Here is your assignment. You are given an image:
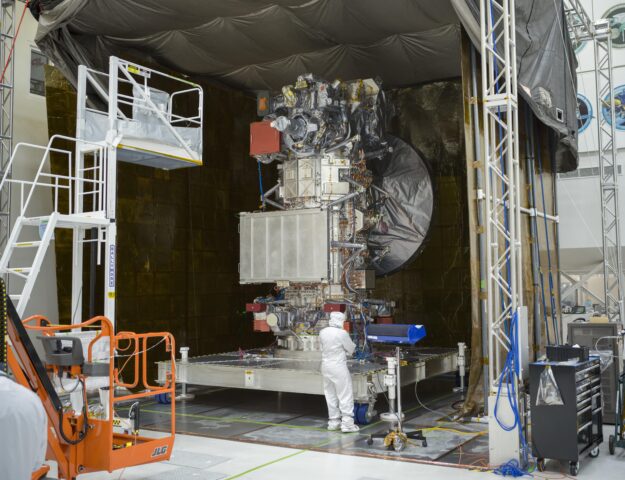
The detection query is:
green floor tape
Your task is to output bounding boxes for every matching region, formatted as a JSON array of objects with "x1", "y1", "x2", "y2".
[
  {"x1": 140, "y1": 408, "x2": 331, "y2": 432},
  {"x1": 221, "y1": 403, "x2": 433, "y2": 480},
  {"x1": 138, "y1": 390, "x2": 460, "y2": 479}
]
